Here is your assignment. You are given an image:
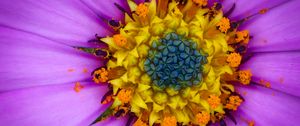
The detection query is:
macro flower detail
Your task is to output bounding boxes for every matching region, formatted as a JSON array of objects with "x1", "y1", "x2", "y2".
[{"x1": 1, "y1": 0, "x2": 300, "y2": 126}]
